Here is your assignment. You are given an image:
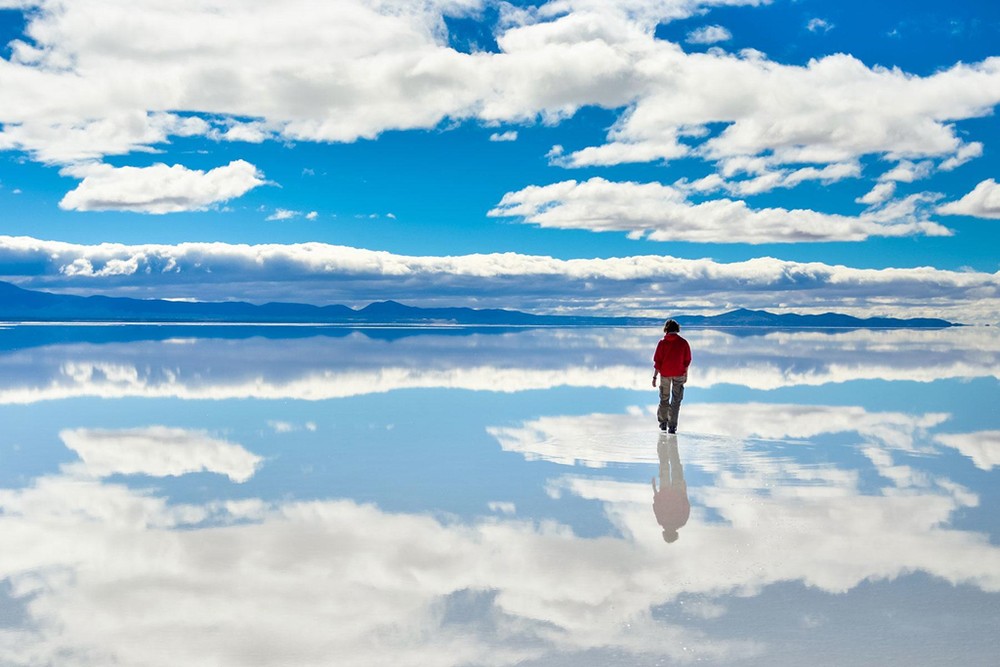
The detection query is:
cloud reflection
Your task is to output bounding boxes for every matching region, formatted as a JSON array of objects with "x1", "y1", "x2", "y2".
[
  {"x1": 61, "y1": 426, "x2": 262, "y2": 482},
  {"x1": 488, "y1": 403, "x2": 949, "y2": 468},
  {"x1": 2, "y1": 421, "x2": 998, "y2": 665},
  {"x1": 0, "y1": 327, "x2": 996, "y2": 404},
  {"x1": 935, "y1": 430, "x2": 1000, "y2": 470},
  {"x1": 0, "y1": 468, "x2": 758, "y2": 665}
]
